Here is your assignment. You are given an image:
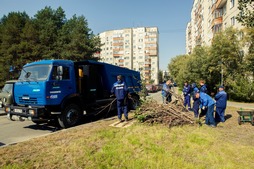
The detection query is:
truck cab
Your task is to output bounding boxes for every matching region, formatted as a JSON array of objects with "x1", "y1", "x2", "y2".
[{"x1": 5, "y1": 60, "x2": 141, "y2": 128}]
